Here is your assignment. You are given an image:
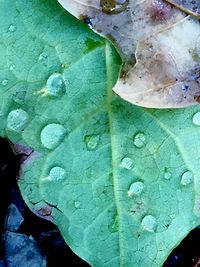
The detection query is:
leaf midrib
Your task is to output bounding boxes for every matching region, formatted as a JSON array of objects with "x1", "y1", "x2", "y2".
[{"x1": 105, "y1": 41, "x2": 125, "y2": 266}]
